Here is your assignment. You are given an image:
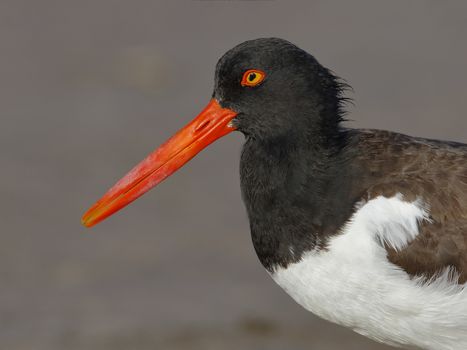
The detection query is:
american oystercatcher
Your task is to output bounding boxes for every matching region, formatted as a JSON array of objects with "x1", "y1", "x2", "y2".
[{"x1": 82, "y1": 38, "x2": 467, "y2": 350}]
